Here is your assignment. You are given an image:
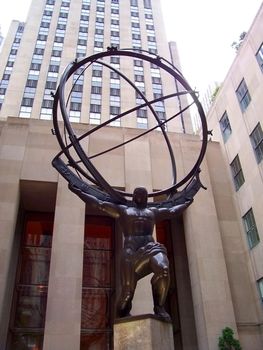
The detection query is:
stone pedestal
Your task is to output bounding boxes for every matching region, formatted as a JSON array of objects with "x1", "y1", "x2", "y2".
[{"x1": 114, "y1": 314, "x2": 174, "y2": 350}]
